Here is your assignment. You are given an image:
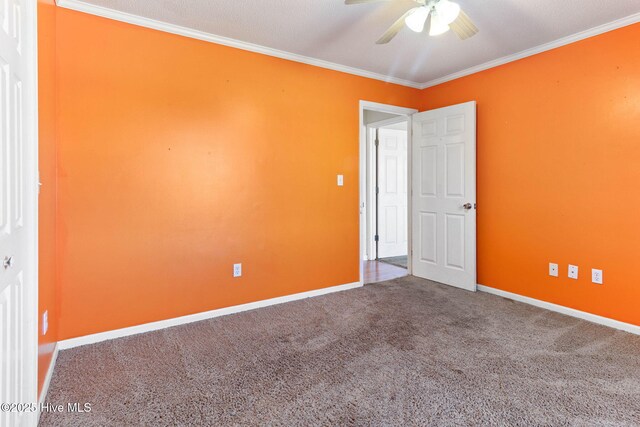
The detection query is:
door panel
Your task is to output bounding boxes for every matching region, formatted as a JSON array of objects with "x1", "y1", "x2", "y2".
[
  {"x1": 377, "y1": 127, "x2": 408, "y2": 259},
  {"x1": 411, "y1": 102, "x2": 476, "y2": 291},
  {"x1": 0, "y1": 0, "x2": 37, "y2": 424}
]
